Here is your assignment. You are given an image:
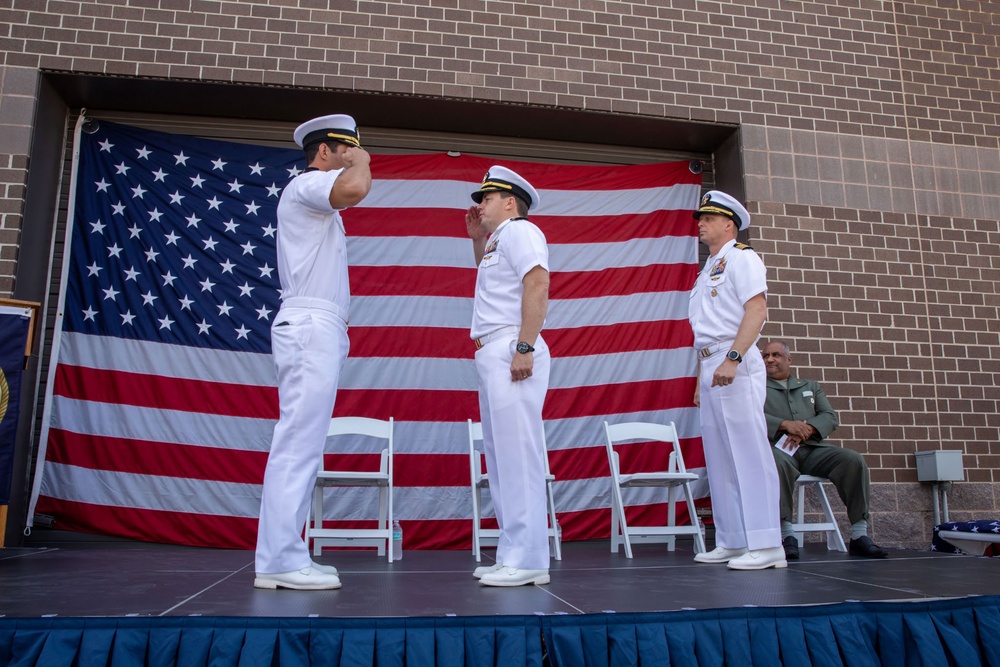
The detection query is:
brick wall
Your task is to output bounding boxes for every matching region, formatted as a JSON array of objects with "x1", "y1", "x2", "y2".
[{"x1": 1, "y1": 0, "x2": 998, "y2": 547}]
